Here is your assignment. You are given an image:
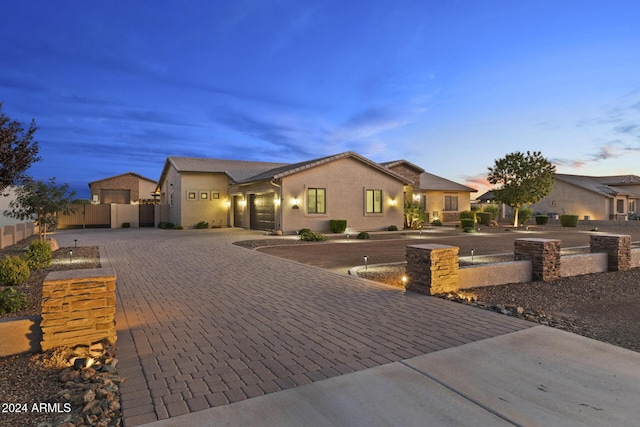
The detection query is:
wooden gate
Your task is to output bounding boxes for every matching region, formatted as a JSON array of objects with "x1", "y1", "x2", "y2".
[{"x1": 57, "y1": 204, "x2": 111, "y2": 229}]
